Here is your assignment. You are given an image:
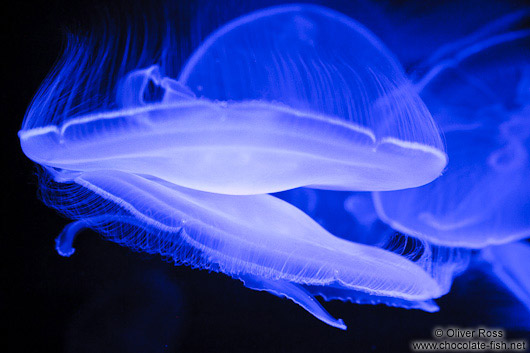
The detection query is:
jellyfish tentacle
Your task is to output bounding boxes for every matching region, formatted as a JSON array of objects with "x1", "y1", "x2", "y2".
[
  {"x1": 117, "y1": 65, "x2": 162, "y2": 107},
  {"x1": 55, "y1": 220, "x2": 89, "y2": 257},
  {"x1": 241, "y1": 274, "x2": 347, "y2": 330},
  {"x1": 55, "y1": 214, "x2": 165, "y2": 257},
  {"x1": 419, "y1": 9, "x2": 530, "y2": 71}
]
